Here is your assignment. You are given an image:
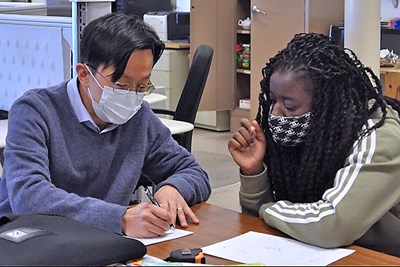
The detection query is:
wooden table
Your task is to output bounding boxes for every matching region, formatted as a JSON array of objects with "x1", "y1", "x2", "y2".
[{"x1": 147, "y1": 203, "x2": 400, "y2": 265}]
